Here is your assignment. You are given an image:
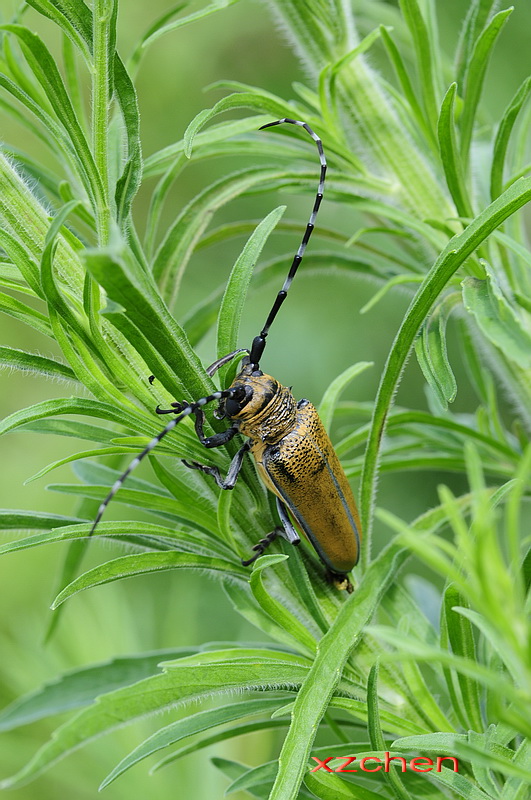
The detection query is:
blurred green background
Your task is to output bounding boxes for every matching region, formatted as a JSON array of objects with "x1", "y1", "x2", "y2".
[{"x1": 1, "y1": 1, "x2": 530, "y2": 797}]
